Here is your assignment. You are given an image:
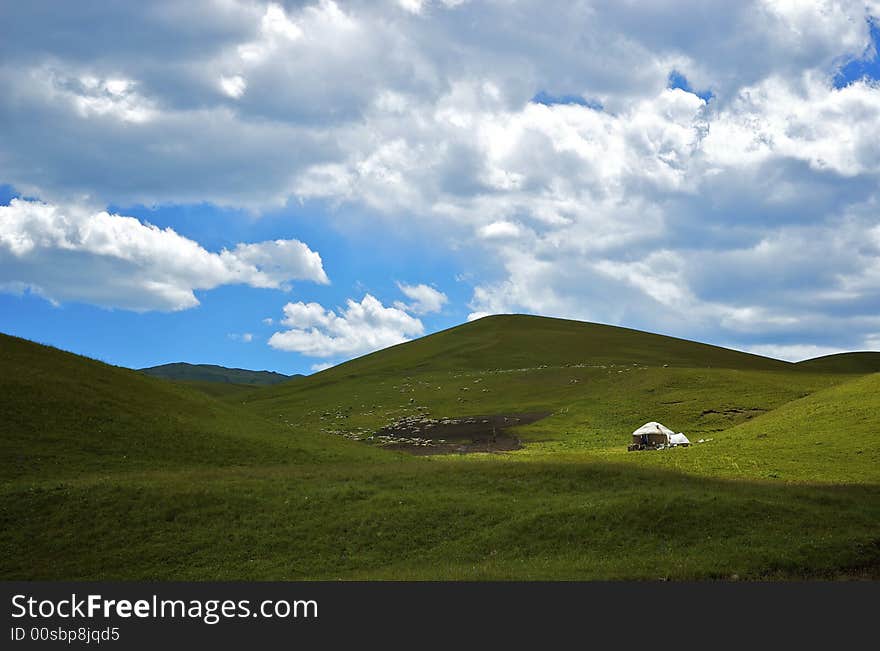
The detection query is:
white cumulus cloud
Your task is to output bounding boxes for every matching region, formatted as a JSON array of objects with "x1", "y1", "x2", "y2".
[
  {"x1": 2, "y1": 0, "x2": 880, "y2": 355},
  {"x1": 741, "y1": 343, "x2": 850, "y2": 362},
  {"x1": 0, "y1": 199, "x2": 328, "y2": 311},
  {"x1": 219, "y1": 75, "x2": 247, "y2": 98},
  {"x1": 268, "y1": 294, "x2": 424, "y2": 358},
  {"x1": 478, "y1": 221, "x2": 523, "y2": 240},
  {"x1": 394, "y1": 282, "x2": 448, "y2": 314}
]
